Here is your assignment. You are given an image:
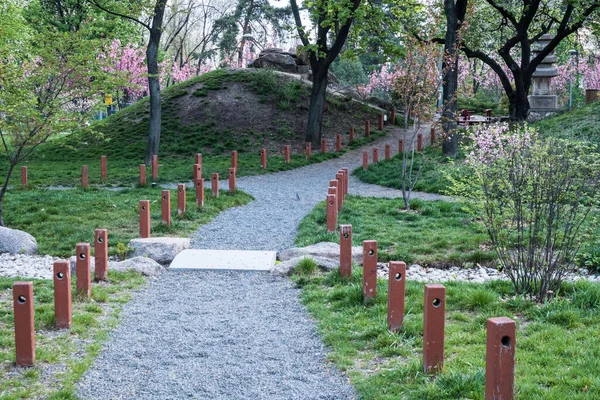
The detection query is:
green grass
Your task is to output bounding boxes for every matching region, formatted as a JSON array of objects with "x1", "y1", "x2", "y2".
[
  {"x1": 295, "y1": 270, "x2": 600, "y2": 399},
  {"x1": 0, "y1": 271, "x2": 146, "y2": 399},
  {"x1": 534, "y1": 100, "x2": 600, "y2": 145},
  {"x1": 296, "y1": 196, "x2": 493, "y2": 266},
  {"x1": 2, "y1": 186, "x2": 253, "y2": 257}
]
